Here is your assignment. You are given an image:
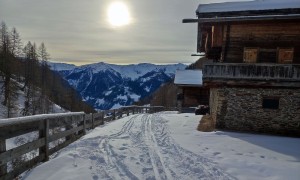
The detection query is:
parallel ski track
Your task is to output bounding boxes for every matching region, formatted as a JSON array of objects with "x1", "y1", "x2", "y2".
[{"x1": 65, "y1": 113, "x2": 236, "y2": 180}]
